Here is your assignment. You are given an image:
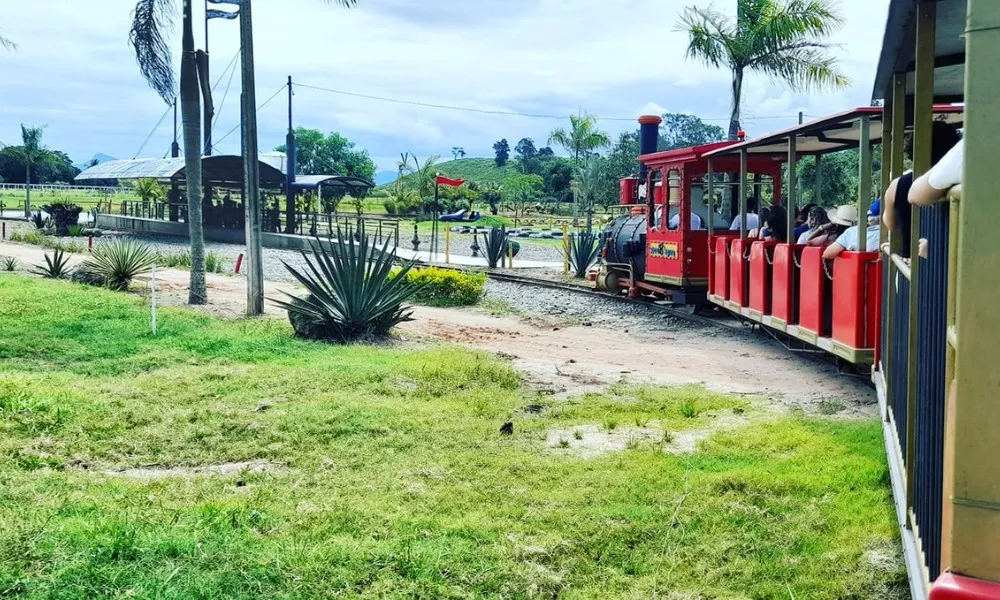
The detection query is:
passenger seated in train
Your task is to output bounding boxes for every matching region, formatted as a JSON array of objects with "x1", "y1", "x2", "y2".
[
  {"x1": 909, "y1": 137, "x2": 963, "y2": 207},
  {"x1": 796, "y1": 206, "x2": 831, "y2": 244},
  {"x1": 729, "y1": 197, "x2": 760, "y2": 231},
  {"x1": 822, "y1": 200, "x2": 881, "y2": 259},
  {"x1": 794, "y1": 204, "x2": 818, "y2": 240},
  {"x1": 882, "y1": 122, "x2": 961, "y2": 257},
  {"x1": 762, "y1": 208, "x2": 788, "y2": 242},
  {"x1": 749, "y1": 206, "x2": 772, "y2": 238},
  {"x1": 668, "y1": 209, "x2": 704, "y2": 230}
]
